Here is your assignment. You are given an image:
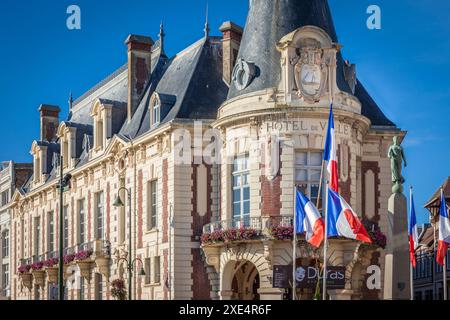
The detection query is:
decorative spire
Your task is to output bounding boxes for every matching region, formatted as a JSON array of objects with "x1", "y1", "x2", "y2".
[
  {"x1": 204, "y1": 1, "x2": 210, "y2": 38},
  {"x1": 159, "y1": 21, "x2": 166, "y2": 54},
  {"x1": 68, "y1": 92, "x2": 73, "y2": 110}
]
